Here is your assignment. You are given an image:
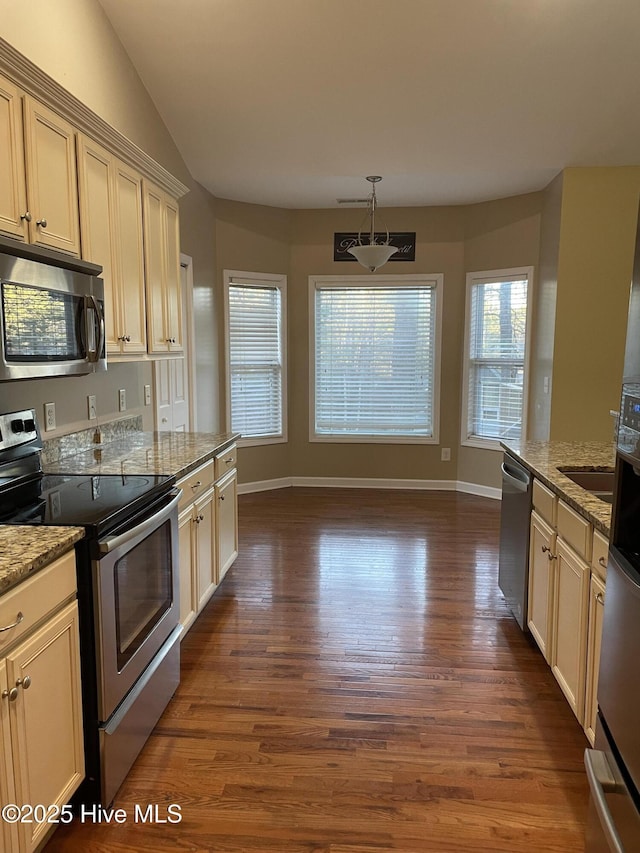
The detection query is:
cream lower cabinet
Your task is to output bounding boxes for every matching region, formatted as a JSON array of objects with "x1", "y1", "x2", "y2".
[
  {"x1": 550, "y1": 537, "x2": 590, "y2": 722},
  {"x1": 0, "y1": 552, "x2": 84, "y2": 853},
  {"x1": 528, "y1": 510, "x2": 556, "y2": 662},
  {"x1": 216, "y1": 469, "x2": 238, "y2": 585},
  {"x1": 584, "y1": 572, "x2": 606, "y2": 745}
]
